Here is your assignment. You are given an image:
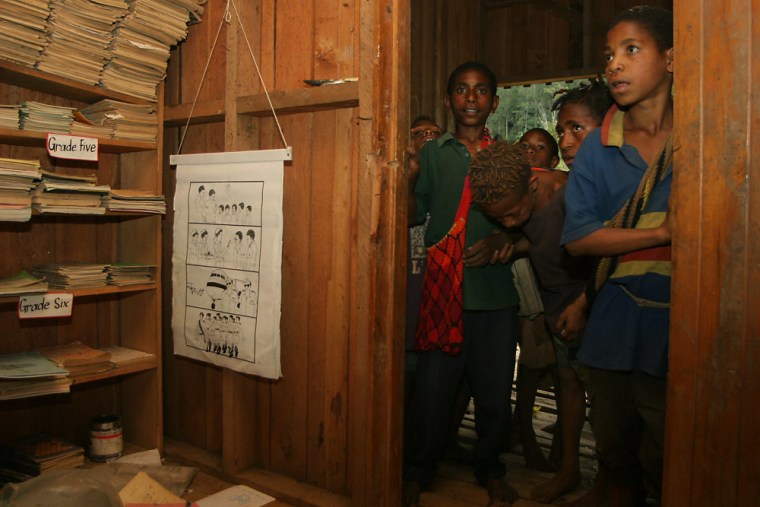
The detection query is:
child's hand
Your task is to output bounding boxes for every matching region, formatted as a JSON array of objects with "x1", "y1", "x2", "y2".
[
  {"x1": 555, "y1": 293, "x2": 588, "y2": 341},
  {"x1": 463, "y1": 231, "x2": 510, "y2": 267}
]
